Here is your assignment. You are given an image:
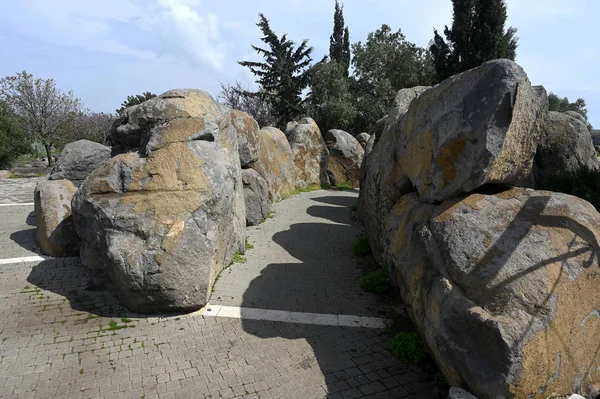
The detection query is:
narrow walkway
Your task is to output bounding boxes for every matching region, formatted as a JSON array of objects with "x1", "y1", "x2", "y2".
[{"x1": 0, "y1": 181, "x2": 445, "y2": 399}]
